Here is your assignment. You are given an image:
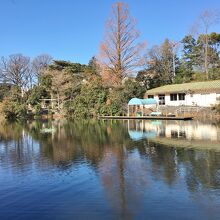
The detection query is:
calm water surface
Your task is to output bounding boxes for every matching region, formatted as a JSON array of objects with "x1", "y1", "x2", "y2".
[{"x1": 0, "y1": 119, "x2": 220, "y2": 220}]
